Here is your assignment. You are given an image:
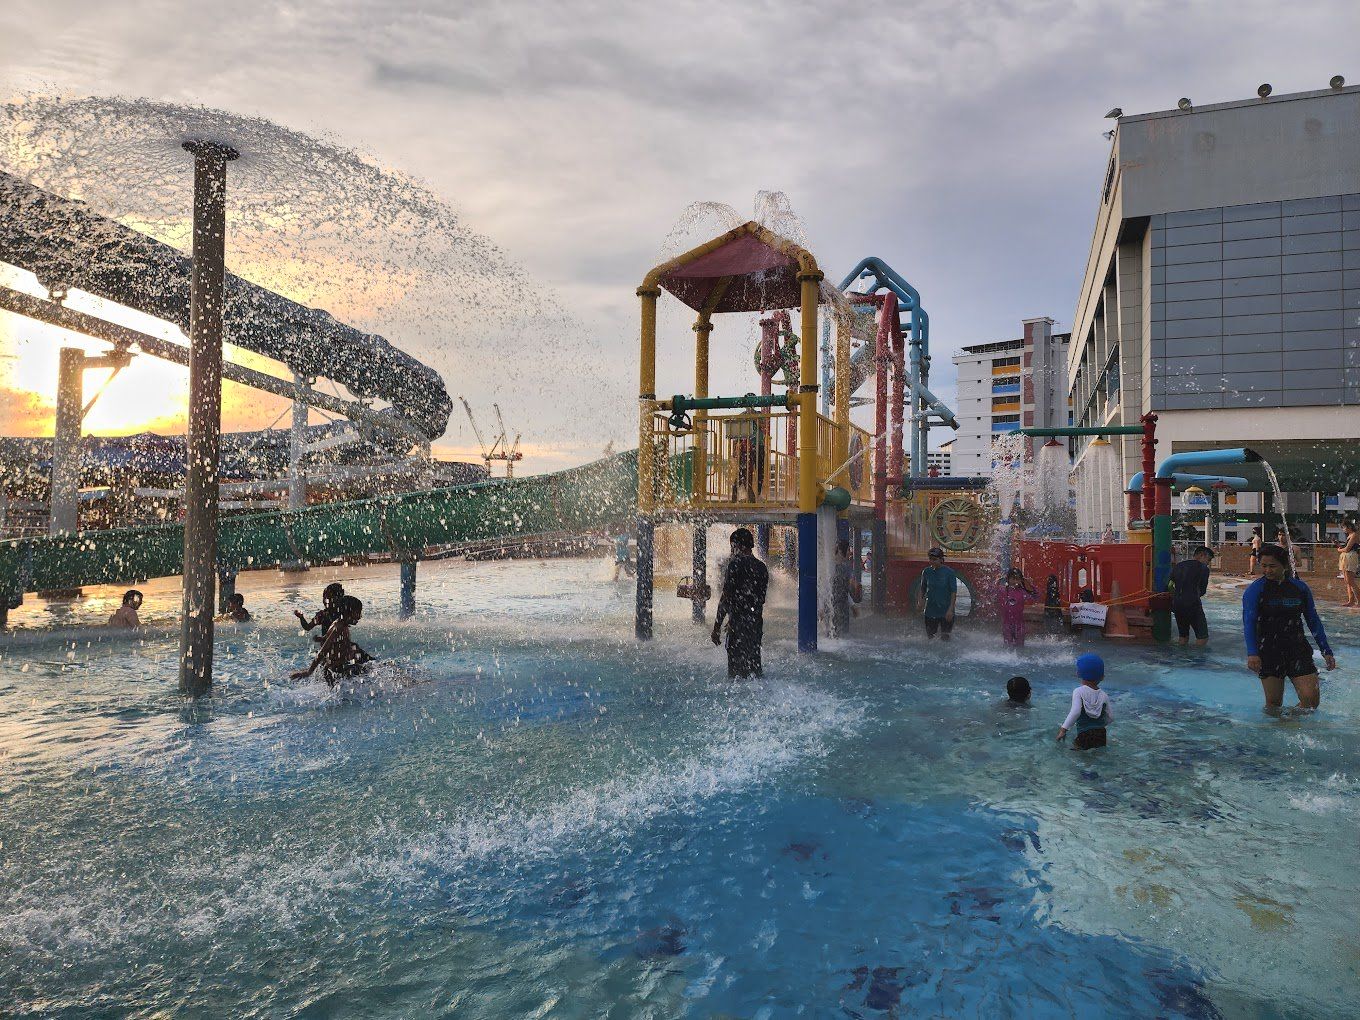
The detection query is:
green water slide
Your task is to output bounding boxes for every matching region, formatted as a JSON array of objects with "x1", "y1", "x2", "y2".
[{"x1": 1, "y1": 451, "x2": 638, "y2": 611}]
